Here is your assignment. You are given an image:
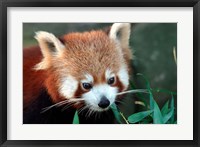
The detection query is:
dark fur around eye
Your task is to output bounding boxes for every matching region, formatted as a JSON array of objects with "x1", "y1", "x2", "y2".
[
  {"x1": 107, "y1": 77, "x2": 115, "y2": 85},
  {"x1": 82, "y1": 83, "x2": 92, "y2": 90}
]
